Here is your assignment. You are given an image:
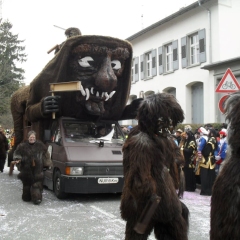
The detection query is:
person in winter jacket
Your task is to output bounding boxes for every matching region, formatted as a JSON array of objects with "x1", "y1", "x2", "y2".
[{"x1": 214, "y1": 129, "x2": 228, "y2": 175}]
